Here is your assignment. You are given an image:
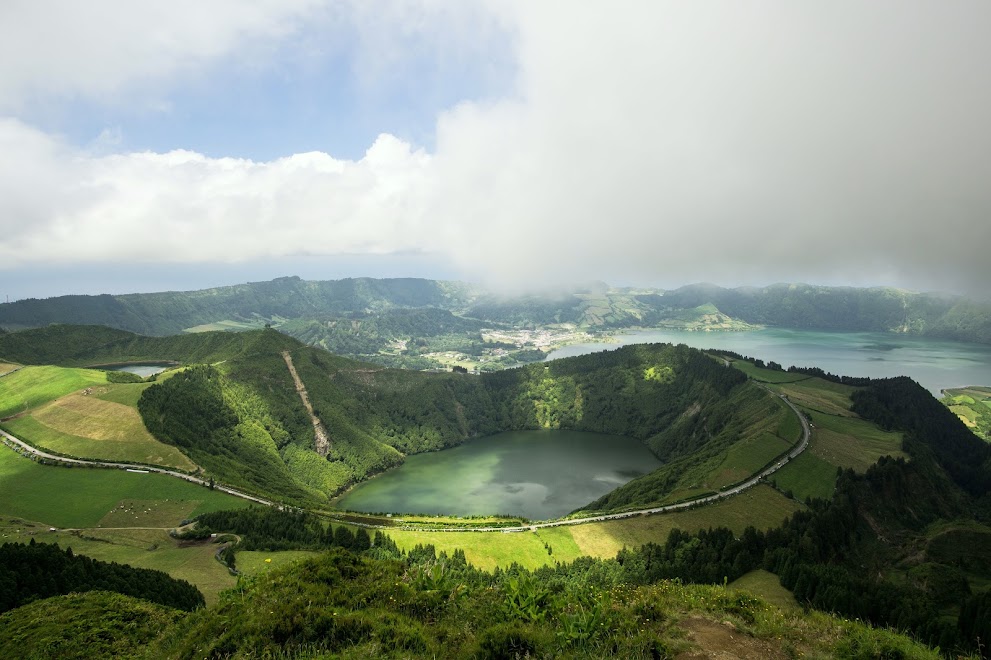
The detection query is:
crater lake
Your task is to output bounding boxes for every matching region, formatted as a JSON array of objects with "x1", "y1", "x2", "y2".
[{"x1": 335, "y1": 430, "x2": 662, "y2": 520}]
